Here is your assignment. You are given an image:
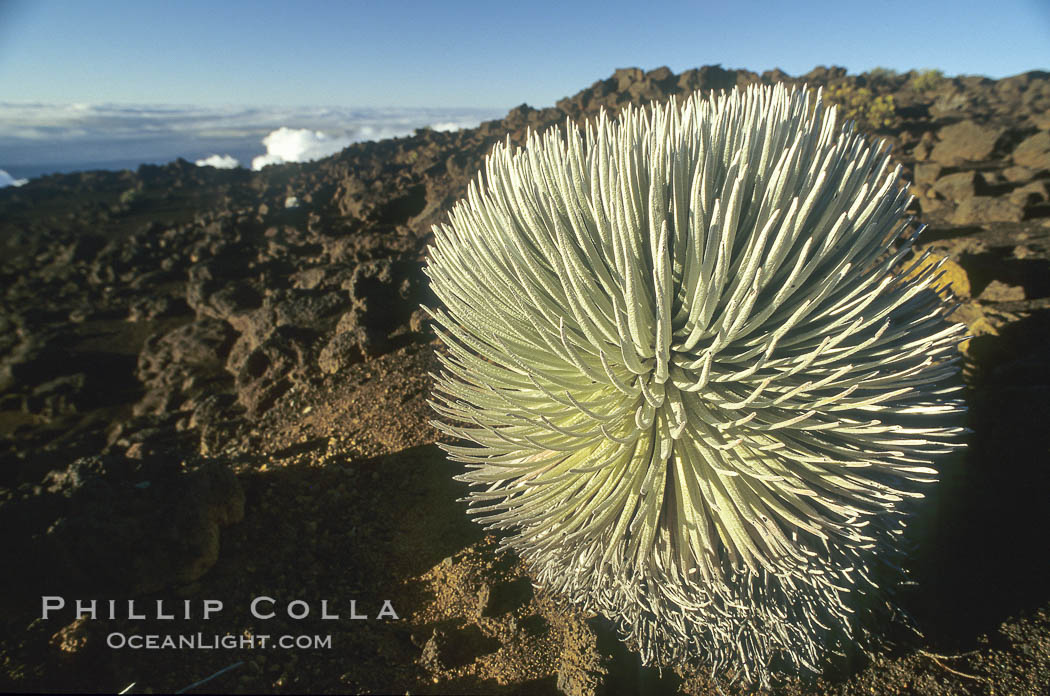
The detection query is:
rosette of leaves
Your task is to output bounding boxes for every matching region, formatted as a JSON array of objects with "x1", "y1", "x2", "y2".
[{"x1": 425, "y1": 83, "x2": 965, "y2": 685}]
